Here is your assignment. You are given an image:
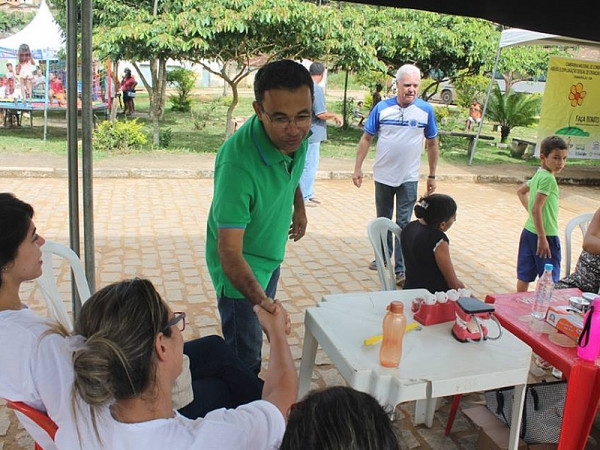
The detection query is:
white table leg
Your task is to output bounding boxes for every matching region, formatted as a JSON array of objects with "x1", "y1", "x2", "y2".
[
  {"x1": 414, "y1": 399, "x2": 427, "y2": 424},
  {"x1": 297, "y1": 322, "x2": 318, "y2": 400},
  {"x1": 508, "y1": 383, "x2": 526, "y2": 450},
  {"x1": 414, "y1": 398, "x2": 437, "y2": 427}
]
